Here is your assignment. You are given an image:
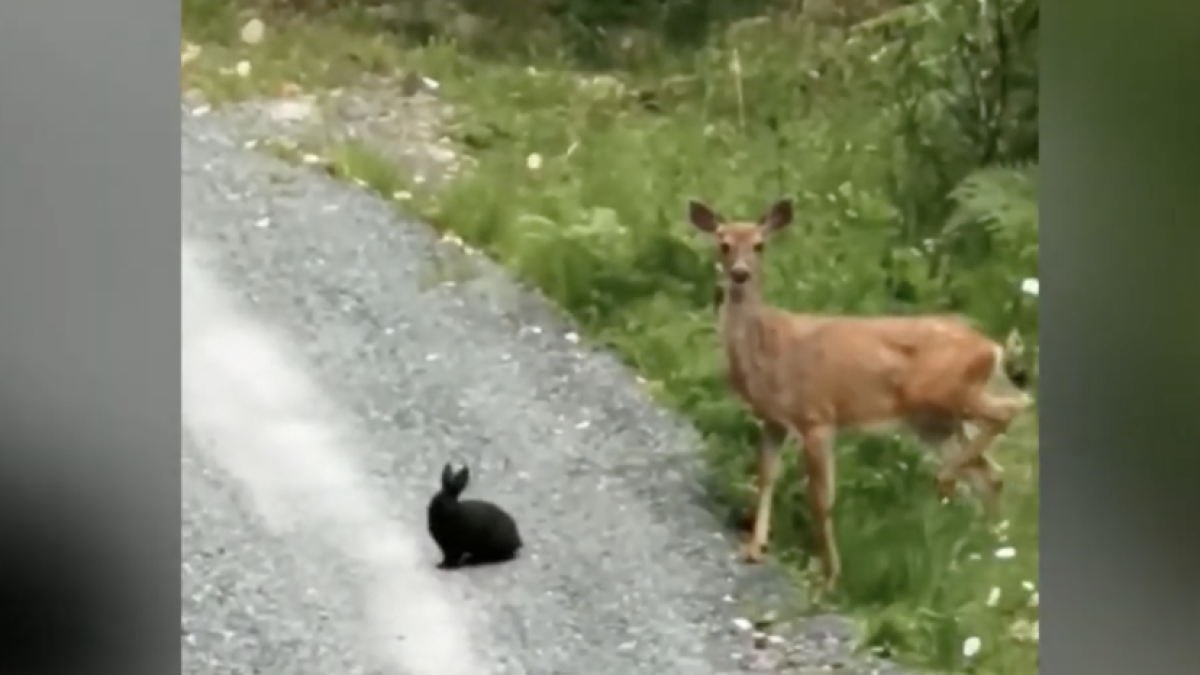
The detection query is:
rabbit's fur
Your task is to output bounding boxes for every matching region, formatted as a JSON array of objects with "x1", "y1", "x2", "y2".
[{"x1": 427, "y1": 463, "x2": 522, "y2": 569}]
